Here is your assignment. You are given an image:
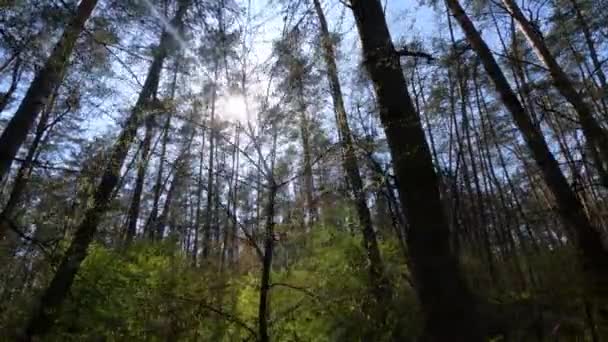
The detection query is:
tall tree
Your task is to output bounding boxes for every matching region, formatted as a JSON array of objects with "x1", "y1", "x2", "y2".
[
  {"x1": 0, "y1": 0, "x2": 98, "y2": 183},
  {"x1": 124, "y1": 115, "x2": 154, "y2": 245},
  {"x1": 21, "y1": 1, "x2": 190, "y2": 337},
  {"x1": 500, "y1": 0, "x2": 608, "y2": 177},
  {"x1": 312, "y1": 0, "x2": 392, "y2": 325},
  {"x1": 349, "y1": 0, "x2": 482, "y2": 339},
  {"x1": 444, "y1": 0, "x2": 608, "y2": 334}
]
